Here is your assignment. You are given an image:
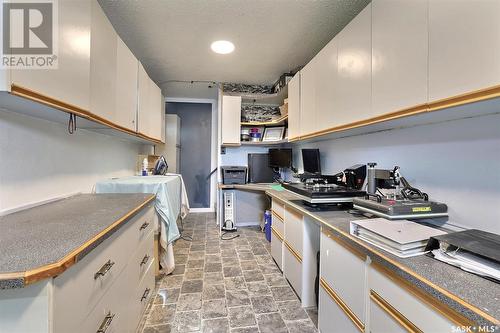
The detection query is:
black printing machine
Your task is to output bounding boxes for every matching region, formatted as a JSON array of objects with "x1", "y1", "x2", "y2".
[
  {"x1": 353, "y1": 163, "x2": 448, "y2": 219},
  {"x1": 283, "y1": 164, "x2": 367, "y2": 205}
]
